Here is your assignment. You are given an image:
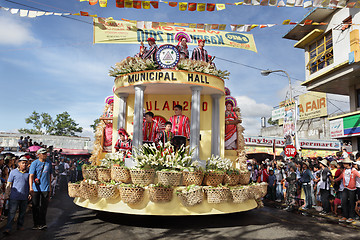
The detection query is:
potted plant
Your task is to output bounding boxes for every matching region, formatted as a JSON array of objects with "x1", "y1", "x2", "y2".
[{"x1": 204, "y1": 155, "x2": 232, "y2": 186}]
